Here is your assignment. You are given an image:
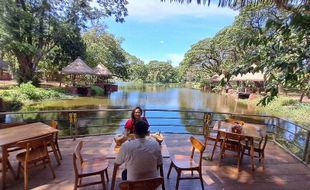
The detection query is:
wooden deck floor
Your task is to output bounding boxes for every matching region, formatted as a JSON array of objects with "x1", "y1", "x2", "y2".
[{"x1": 2, "y1": 134, "x2": 310, "y2": 190}]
